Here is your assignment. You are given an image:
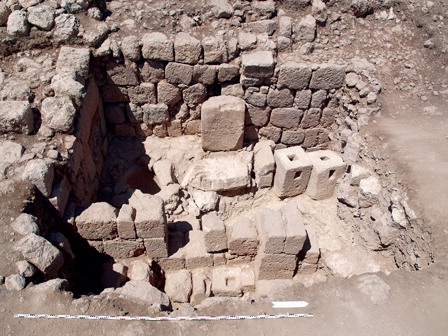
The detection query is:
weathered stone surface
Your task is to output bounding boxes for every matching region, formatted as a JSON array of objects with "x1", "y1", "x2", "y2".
[
  {"x1": 115, "y1": 280, "x2": 171, "y2": 309},
  {"x1": 117, "y1": 205, "x2": 136, "y2": 239},
  {"x1": 182, "y1": 153, "x2": 252, "y2": 192},
  {"x1": 247, "y1": 19, "x2": 277, "y2": 36},
  {"x1": 295, "y1": 14, "x2": 316, "y2": 42},
  {"x1": 7, "y1": 10, "x2": 30, "y2": 36},
  {"x1": 128, "y1": 83, "x2": 157, "y2": 105},
  {"x1": 295, "y1": 90, "x2": 312, "y2": 109},
  {"x1": 281, "y1": 202, "x2": 307, "y2": 255},
  {"x1": 254, "y1": 141, "x2": 275, "y2": 188},
  {"x1": 106, "y1": 63, "x2": 138, "y2": 86},
  {"x1": 227, "y1": 217, "x2": 259, "y2": 256},
  {"x1": 12, "y1": 214, "x2": 40, "y2": 236},
  {"x1": 238, "y1": 32, "x2": 257, "y2": 51},
  {"x1": 0, "y1": 101, "x2": 34, "y2": 134},
  {"x1": 212, "y1": 267, "x2": 243, "y2": 296},
  {"x1": 221, "y1": 83, "x2": 244, "y2": 98},
  {"x1": 129, "y1": 190, "x2": 167, "y2": 239},
  {"x1": 16, "y1": 260, "x2": 37, "y2": 277},
  {"x1": 270, "y1": 108, "x2": 303, "y2": 129},
  {"x1": 245, "y1": 89, "x2": 267, "y2": 107},
  {"x1": 310, "y1": 64, "x2": 346, "y2": 89},
  {"x1": 273, "y1": 146, "x2": 313, "y2": 198},
  {"x1": 281, "y1": 129, "x2": 305, "y2": 146},
  {"x1": 141, "y1": 32, "x2": 174, "y2": 61},
  {"x1": 201, "y1": 95, "x2": 245, "y2": 151},
  {"x1": 61, "y1": 0, "x2": 90, "y2": 13},
  {"x1": 5, "y1": 274, "x2": 26, "y2": 291},
  {"x1": 103, "y1": 239, "x2": 145, "y2": 259},
  {"x1": 312, "y1": 0, "x2": 328, "y2": 23},
  {"x1": 0, "y1": 140, "x2": 24, "y2": 164},
  {"x1": 75, "y1": 202, "x2": 118, "y2": 240},
  {"x1": 301, "y1": 108, "x2": 321, "y2": 128},
  {"x1": 0, "y1": 3, "x2": 11, "y2": 26},
  {"x1": 306, "y1": 150, "x2": 346, "y2": 200},
  {"x1": 255, "y1": 252, "x2": 297, "y2": 280},
  {"x1": 144, "y1": 237, "x2": 168, "y2": 258},
  {"x1": 202, "y1": 212, "x2": 227, "y2": 253},
  {"x1": 54, "y1": 14, "x2": 79, "y2": 41},
  {"x1": 241, "y1": 51, "x2": 274, "y2": 79},
  {"x1": 47, "y1": 232, "x2": 75, "y2": 263},
  {"x1": 165, "y1": 270, "x2": 192, "y2": 303},
  {"x1": 139, "y1": 60, "x2": 165, "y2": 83},
  {"x1": 279, "y1": 16, "x2": 292, "y2": 38},
  {"x1": 22, "y1": 159, "x2": 54, "y2": 197},
  {"x1": 157, "y1": 80, "x2": 181, "y2": 106},
  {"x1": 191, "y1": 268, "x2": 212, "y2": 305},
  {"x1": 277, "y1": 62, "x2": 312, "y2": 90},
  {"x1": 202, "y1": 36, "x2": 228, "y2": 63},
  {"x1": 183, "y1": 83, "x2": 207, "y2": 107},
  {"x1": 142, "y1": 103, "x2": 169, "y2": 125},
  {"x1": 51, "y1": 73, "x2": 85, "y2": 104},
  {"x1": 210, "y1": 0, "x2": 233, "y2": 18},
  {"x1": 41, "y1": 96, "x2": 76, "y2": 133},
  {"x1": 256, "y1": 208, "x2": 286, "y2": 254},
  {"x1": 174, "y1": 33, "x2": 202, "y2": 64},
  {"x1": 191, "y1": 189, "x2": 219, "y2": 213},
  {"x1": 121, "y1": 36, "x2": 141, "y2": 61},
  {"x1": 56, "y1": 47, "x2": 90, "y2": 78},
  {"x1": 182, "y1": 231, "x2": 213, "y2": 269},
  {"x1": 193, "y1": 65, "x2": 217, "y2": 85},
  {"x1": 15, "y1": 233, "x2": 64, "y2": 279},
  {"x1": 267, "y1": 88, "x2": 294, "y2": 108},
  {"x1": 217, "y1": 63, "x2": 239, "y2": 82},
  {"x1": 165, "y1": 62, "x2": 193, "y2": 85},
  {"x1": 27, "y1": 5, "x2": 55, "y2": 30}
]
